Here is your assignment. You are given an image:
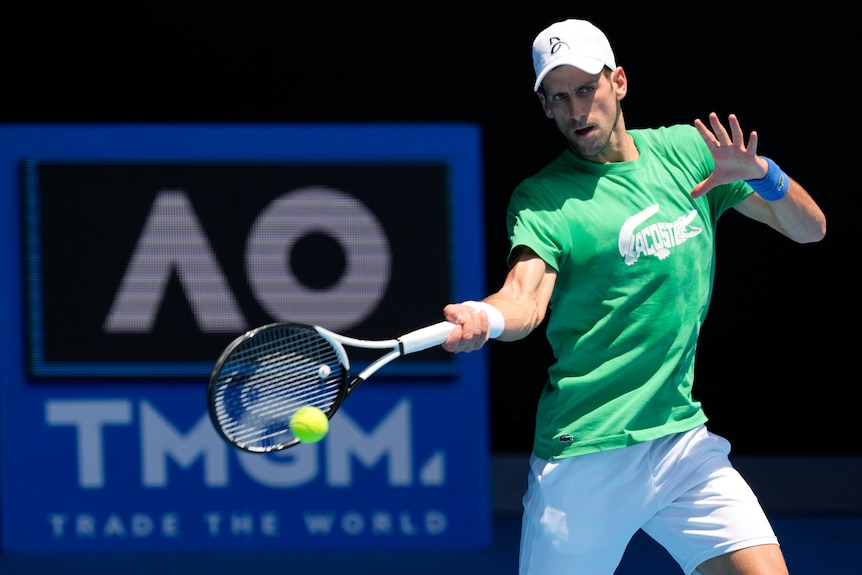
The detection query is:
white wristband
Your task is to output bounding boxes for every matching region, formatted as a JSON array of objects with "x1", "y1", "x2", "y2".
[{"x1": 461, "y1": 300, "x2": 505, "y2": 339}]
